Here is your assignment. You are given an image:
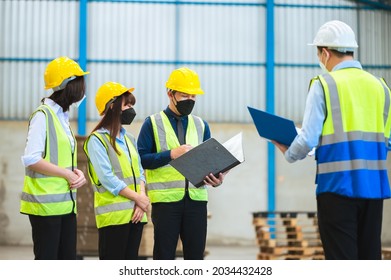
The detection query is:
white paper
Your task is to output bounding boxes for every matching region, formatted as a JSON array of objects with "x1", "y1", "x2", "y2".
[{"x1": 222, "y1": 132, "x2": 245, "y2": 163}]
